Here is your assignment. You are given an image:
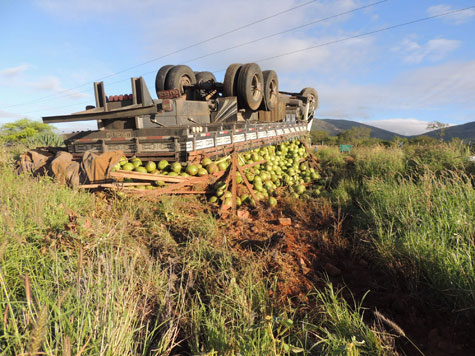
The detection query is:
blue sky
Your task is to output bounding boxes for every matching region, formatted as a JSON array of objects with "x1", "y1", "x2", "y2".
[{"x1": 1, "y1": 0, "x2": 474, "y2": 135}]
